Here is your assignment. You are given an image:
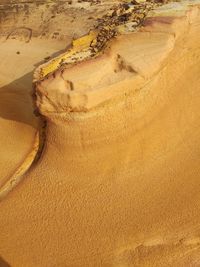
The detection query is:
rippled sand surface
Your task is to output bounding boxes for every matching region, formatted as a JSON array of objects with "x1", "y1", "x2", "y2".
[{"x1": 0, "y1": 1, "x2": 200, "y2": 266}]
